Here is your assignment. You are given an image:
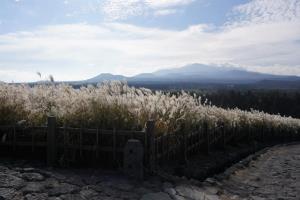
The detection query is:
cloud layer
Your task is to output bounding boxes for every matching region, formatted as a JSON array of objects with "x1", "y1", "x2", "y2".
[
  {"x1": 102, "y1": 0, "x2": 195, "y2": 20},
  {"x1": 231, "y1": 0, "x2": 300, "y2": 24},
  {"x1": 0, "y1": 0, "x2": 299, "y2": 82}
]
